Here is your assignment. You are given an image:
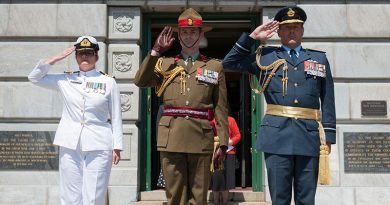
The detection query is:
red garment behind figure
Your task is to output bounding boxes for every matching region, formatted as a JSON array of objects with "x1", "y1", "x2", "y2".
[{"x1": 211, "y1": 116, "x2": 241, "y2": 155}]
